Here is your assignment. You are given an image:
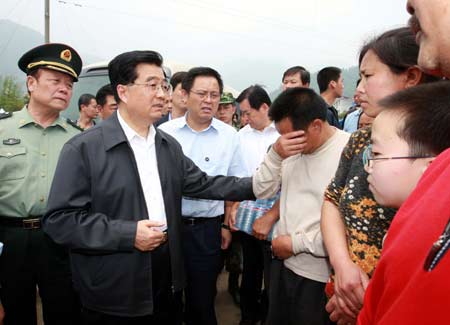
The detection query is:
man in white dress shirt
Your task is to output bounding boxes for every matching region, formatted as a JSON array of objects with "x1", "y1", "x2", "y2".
[
  {"x1": 231, "y1": 85, "x2": 280, "y2": 324},
  {"x1": 159, "y1": 67, "x2": 246, "y2": 325}
]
